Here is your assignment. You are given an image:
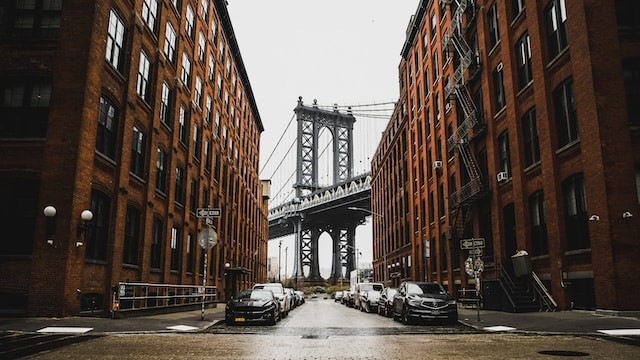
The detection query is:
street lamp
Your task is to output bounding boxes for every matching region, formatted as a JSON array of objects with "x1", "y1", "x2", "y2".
[
  {"x1": 278, "y1": 240, "x2": 282, "y2": 283},
  {"x1": 343, "y1": 244, "x2": 361, "y2": 283},
  {"x1": 347, "y1": 206, "x2": 388, "y2": 286},
  {"x1": 43, "y1": 205, "x2": 57, "y2": 245},
  {"x1": 76, "y1": 209, "x2": 93, "y2": 247}
]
